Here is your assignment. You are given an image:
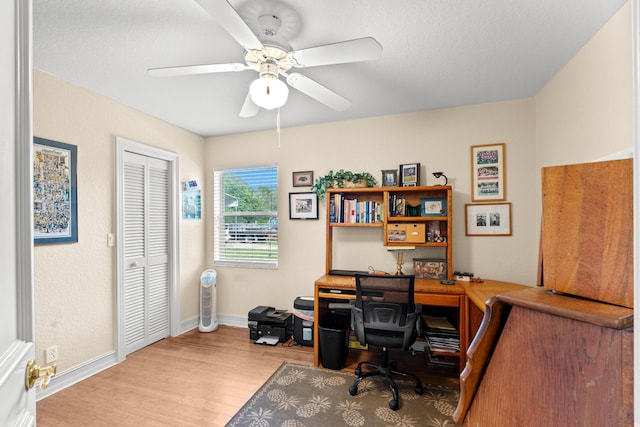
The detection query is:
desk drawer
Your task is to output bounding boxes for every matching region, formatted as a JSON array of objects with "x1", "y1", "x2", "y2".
[{"x1": 415, "y1": 293, "x2": 460, "y2": 307}]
